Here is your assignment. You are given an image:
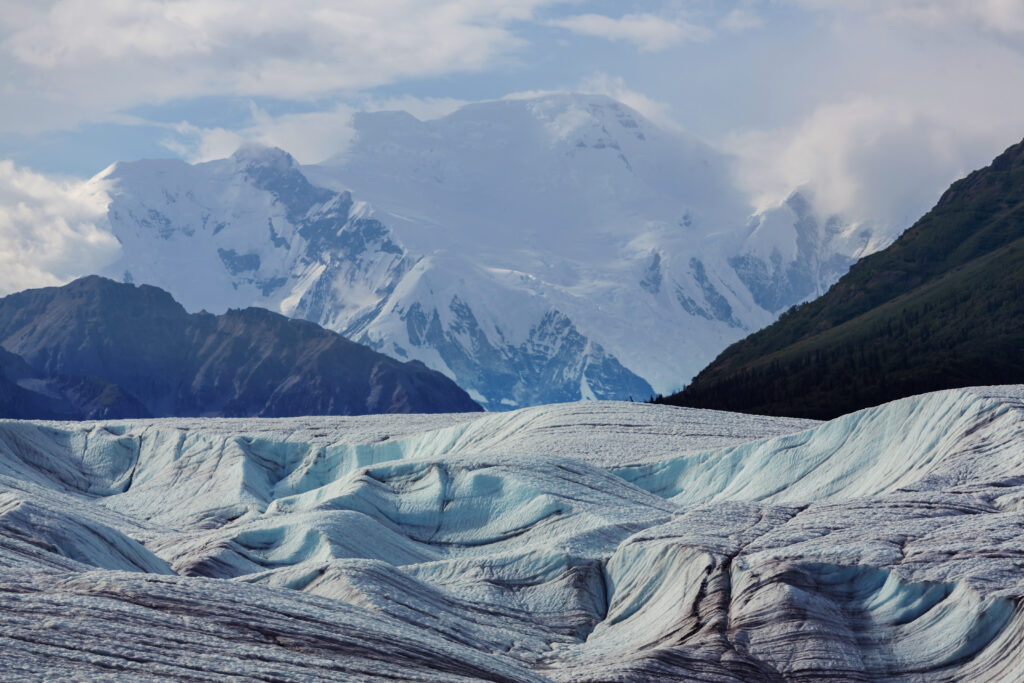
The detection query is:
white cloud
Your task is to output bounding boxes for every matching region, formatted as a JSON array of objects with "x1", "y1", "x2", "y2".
[
  {"x1": 547, "y1": 12, "x2": 711, "y2": 51},
  {"x1": 0, "y1": 0, "x2": 562, "y2": 134},
  {"x1": 725, "y1": 97, "x2": 1015, "y2": 231},
  {"x1": 501, "y1": 89, "x2": 563, "y2": 100},
  {"x1": 720, "y1": 8, "x2": 764, "y2": 32},
  {"x1": 499, "y1": 75, "x2": 682, "y2": 132},
  {"x1": 240, "y1": 104, "x2": 359, "y2": 165},
  {"x1": 164, "y1": 124, "x2": 247, "y2": 164},
  {"x1": 786, "y1": 0, "x2": 1024, "y2": 36},
  {"x1": 358, "y1": 96, "x2": 470, "y2": 122},
  {"x1": 0, "y1": 161, "x2": 119, "y2": 295},
  {"x1": 166, "y1": 111, "x2": 352, "y2": 165},
  {"x1": 705, "y1": 1, "x2": 1024, "y2": 232},
  {"x1": 575, "y1": 73, "x2": 680, "y2": 131},
  {"x1": 164, "y1": 94, "x2": 471, "y2": 164}
]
